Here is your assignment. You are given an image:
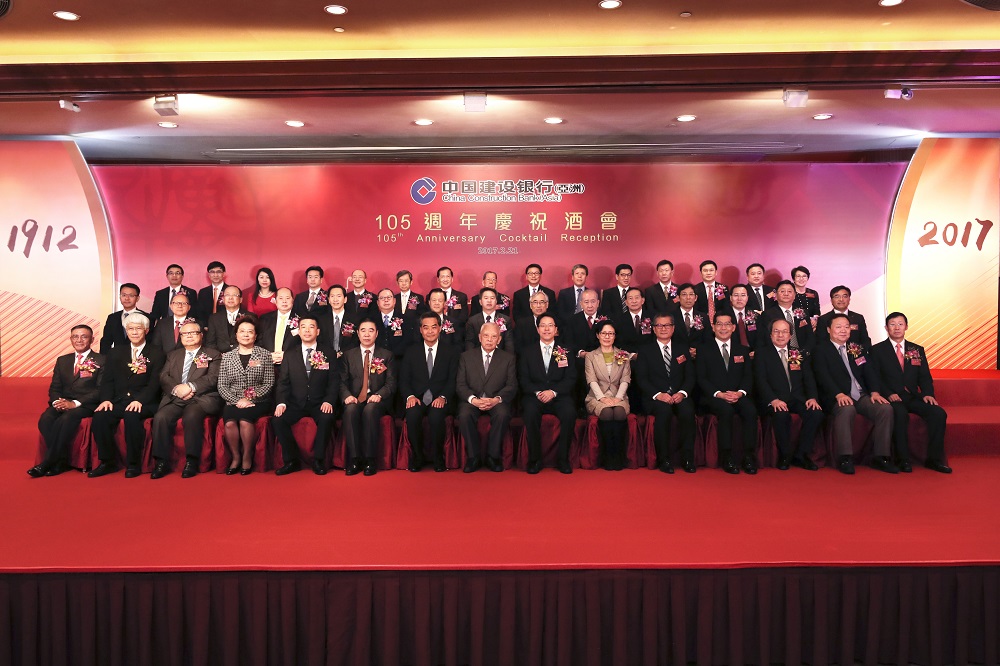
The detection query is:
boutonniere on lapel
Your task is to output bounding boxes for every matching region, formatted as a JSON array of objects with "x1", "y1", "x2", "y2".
[
  {"x1": 441, "y1": 320, "x2": 455, "y2": 334},
  {"x1": 744, "y1": 310, "x2": 758, "y2": 326},
  {"x1": 787, "y1": 348, "x2": 803, "y2": 368},
  {"x1": 389, "y1": 317, "x2": 405, "y2": 332},
  {"x1": 314, "y1": 290, "x2": 328, "y2": 306},
  {"x1": 287, "y1": 315, "x2": 300, "y2": 330},
  {"x1": 341, "y1": 321, "x2": 355, "y2": 337},
  {"x1": 847, "y1": 342, "x2": 866, "y2": 365},
  {"x1": 552, "y1": 346, "x2": 569, "y2": 367},
  {"x1": 308, "y1": 350, "x2": 330, "y2": 370},
  {"x1": 613, "y1": 349, "x2": 630, "y2": 366},
  {"x1": 357, "y1": 293, "x2": 372, "y2": 308},
  {"x1": 691, "y1": 315, "x2": 704, "y2": 330},
  {"x1": 905, "y1": 349, "x2": 921, "y2": 365},
  {"x1": 370, "y1": 357, "x2": 387, "y2": 375},
  {"x1": 500, "y1": 294, "x2": 511, "y2": 311},
  {"x1": 77, "y1": 357, "x2": 100, "y2": 376},
  {"x1": 495, "y1": 317, "x2": 509, "y2": 333},
  {"x1": 792, "y1": 308, "x2": 806, "y2": 321},
  {"x1": 243, "y1": 387, "x2": 257, "y2": 400},
  {"x1": 713, "y1": 284, "x2": 728, "y2": 300},
  {"x1": 667, "y1": 284, "x2": 678, "y2": 299},
  {"x1": 407, "y1": 296, "x2": 419, "y2": 310},
  {"x1": 194, "y1": 353, "x2": 213, "y2": 369},
  {"x1": 445, "y1": 295, "x2": 459, "y2": 310},
  {"x1": 594, "y1": 314, "x2": 609, "y2": 325},
  {"x1": 639, "y1": 318, "x2": 652, "y2": 334},
  {"x1": 767, "y1": 290, "x2": 777, "y2": 301},
  {"x1": 128, "y1": 354, "x2": 149, "y2": 374}
]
